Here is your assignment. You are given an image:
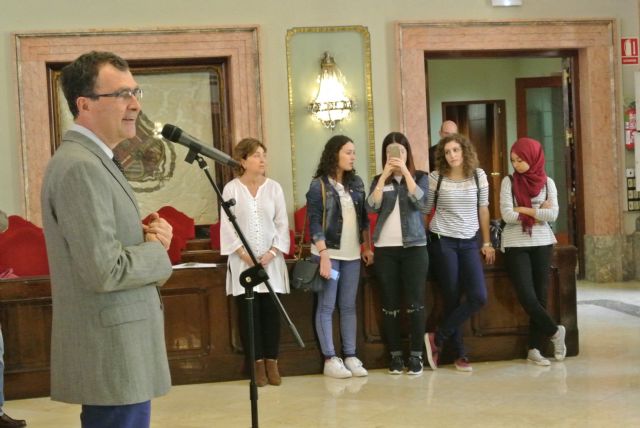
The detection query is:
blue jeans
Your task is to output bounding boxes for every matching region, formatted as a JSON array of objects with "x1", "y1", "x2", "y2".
[
  {"x1": 430, "y1": 236, "x2": 487, "y2": 358},
  {"x1": 313, "y1": 257, "x2": 361, "y2": 357}
]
